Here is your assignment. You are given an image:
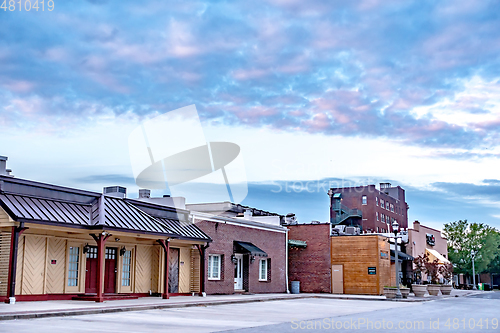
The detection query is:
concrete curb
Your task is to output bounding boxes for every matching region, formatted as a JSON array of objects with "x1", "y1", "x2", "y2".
[{"x1": 0, "y1": 291, "x2": 476, "y2": 321}]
